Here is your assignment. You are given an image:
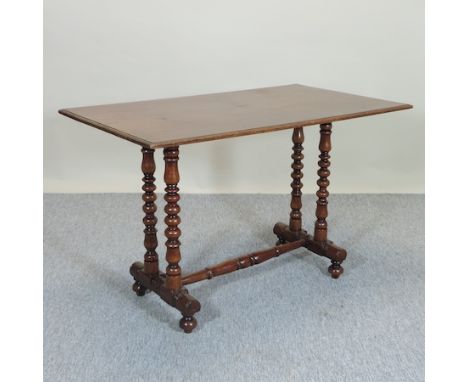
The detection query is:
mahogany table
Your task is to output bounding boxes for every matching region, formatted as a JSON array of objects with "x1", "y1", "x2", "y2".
[{"x1": 59, "y1": 84, "x2": 412, "y2": 333}]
